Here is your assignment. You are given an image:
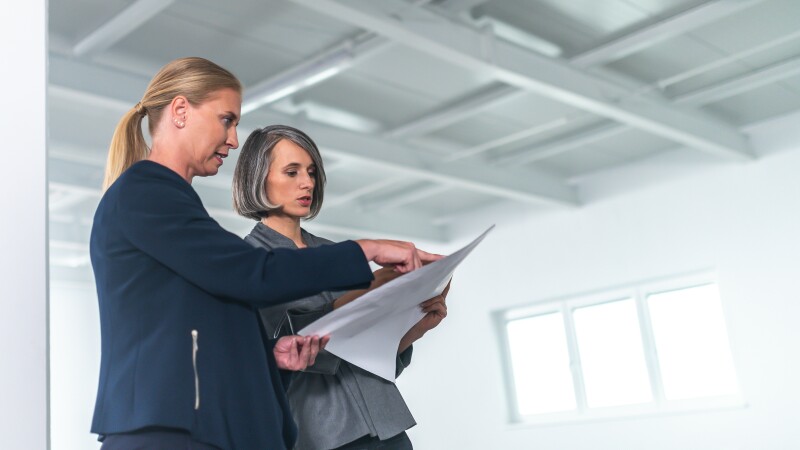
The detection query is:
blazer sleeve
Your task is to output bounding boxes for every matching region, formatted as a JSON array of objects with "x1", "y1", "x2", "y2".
[
  {"x1": 115, "y1": 175, "x2": 373, "y2": 307},
  {"x1": 396, "y1": 346, "x2": 413, "y2": 378}
]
